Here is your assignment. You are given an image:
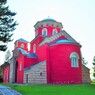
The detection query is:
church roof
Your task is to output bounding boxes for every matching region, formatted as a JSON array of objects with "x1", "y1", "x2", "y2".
[
  {"x1": 55, "y1": 39, "x2": 72, "y2": 44},
  {"x1": 16, "y1": 38, "x2": 29, "y2": 43},
  {"x1": 39, "y1": 30, "x2": 80, "y2": 46},
  {"x1": 34, "y1": 18, "x2": 63, "y2": 30},
  {"x1": 24, "y1": 60, "x2": 46, "y2": 71},
  {"x1": 17, "y1": 48, "x2": 37, "y2": 58},
  {"x1": 42, "y1": 18, "x2": 57, "y2": 22},
  {"x1": 82, "y1": 64, "x2": 90, "y2": 70},
  {"x1": 26, "y1": 53, "x2": 38, "y2": 58}
]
